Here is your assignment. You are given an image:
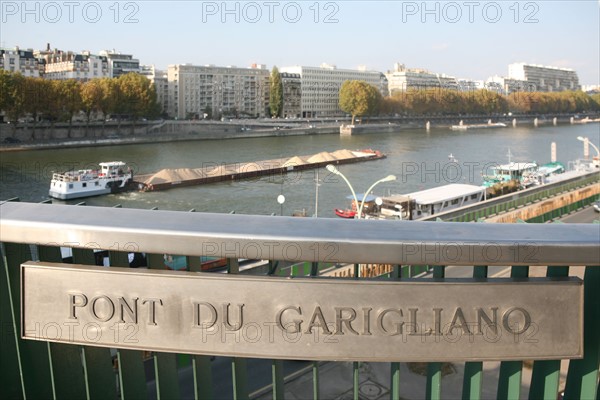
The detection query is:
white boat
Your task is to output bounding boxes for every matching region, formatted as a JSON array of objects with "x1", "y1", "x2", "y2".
[
  {"x1": 49, "y1": 161, "x2": 133, "y2": 200},
  {"x1": 380, "y1": 183, "x2": 486, "y2": 220}
]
